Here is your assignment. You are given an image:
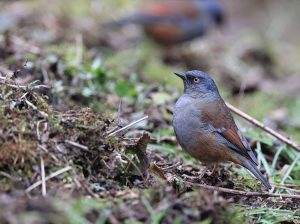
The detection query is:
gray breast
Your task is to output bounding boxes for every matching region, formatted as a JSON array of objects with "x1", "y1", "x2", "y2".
[{"x1": 172, "y1": 94, "x2": 208, "y2": 151}]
